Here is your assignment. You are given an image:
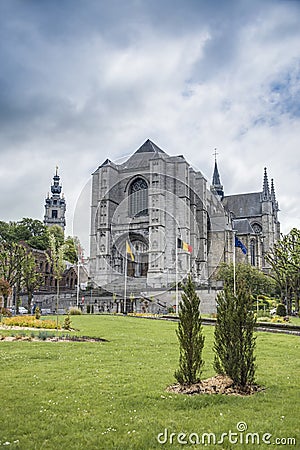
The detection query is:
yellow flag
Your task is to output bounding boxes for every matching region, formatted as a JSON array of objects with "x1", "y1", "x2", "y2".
[
  {"x1": 126, "y1": 241, "x2": 134, "y2": 261},
  {"x1": 182, "y1": 242, "x2": 189, "y2": 252}
]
